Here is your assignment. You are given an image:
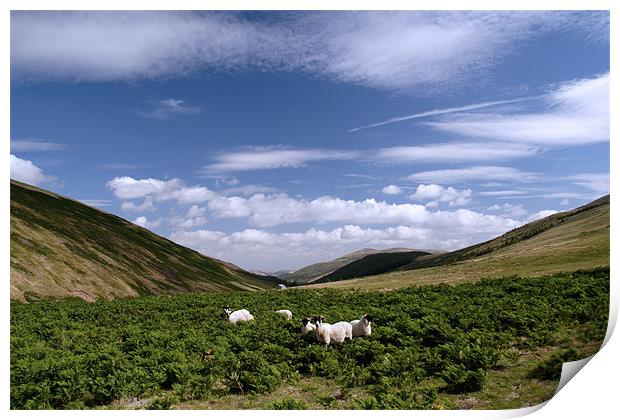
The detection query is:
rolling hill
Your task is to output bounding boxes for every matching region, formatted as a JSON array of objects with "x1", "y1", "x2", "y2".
[
  {"x1": 10, "y1": 180, "x2": 278, "y2": 302},
  {"x1": 277, "y1": 247, "x2": 424, "y2": 284},
  {"x1": 313, "y1": 250, "x2": 435, "y2": 283},
  {"x1": 305, "y1": 195, "x2": 610, "y2": 290}
]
